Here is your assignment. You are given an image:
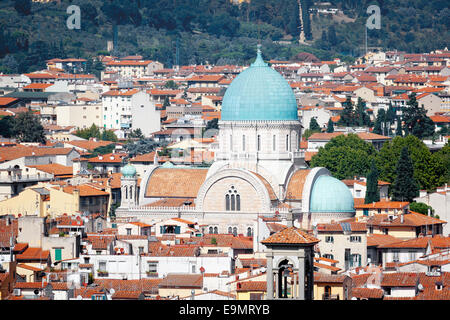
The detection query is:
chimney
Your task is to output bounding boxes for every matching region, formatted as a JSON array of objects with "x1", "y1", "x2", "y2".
[{"x1": 286, "y1": 209, "x2": 294, "y2": 228}]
